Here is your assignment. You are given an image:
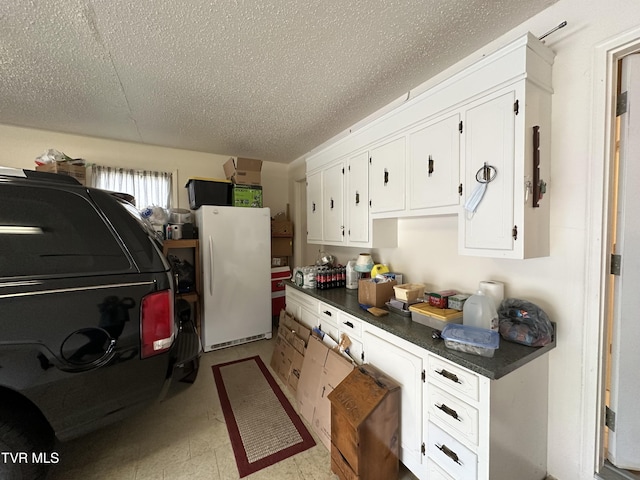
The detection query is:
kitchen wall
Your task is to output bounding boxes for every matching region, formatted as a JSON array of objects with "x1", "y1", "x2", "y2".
[
  {"x1": 288, "y1": 1, "x2": 640, "y2": 479},
  {"x1": 0, "y1": 123, "x2": 290, "y2": 216}
]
